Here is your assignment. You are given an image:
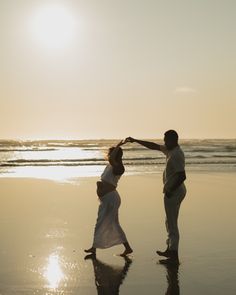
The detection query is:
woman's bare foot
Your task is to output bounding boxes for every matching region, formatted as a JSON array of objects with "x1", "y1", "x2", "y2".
[
  {"x1": 84, "y1": 253, "x2": 96, "y2": 260},
  {"x1": 84, "y1": 247, "x2": 96, "y2": 254},
  {"x1": 120, "y1": 248, "x2": 133, "y2": 257}
]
